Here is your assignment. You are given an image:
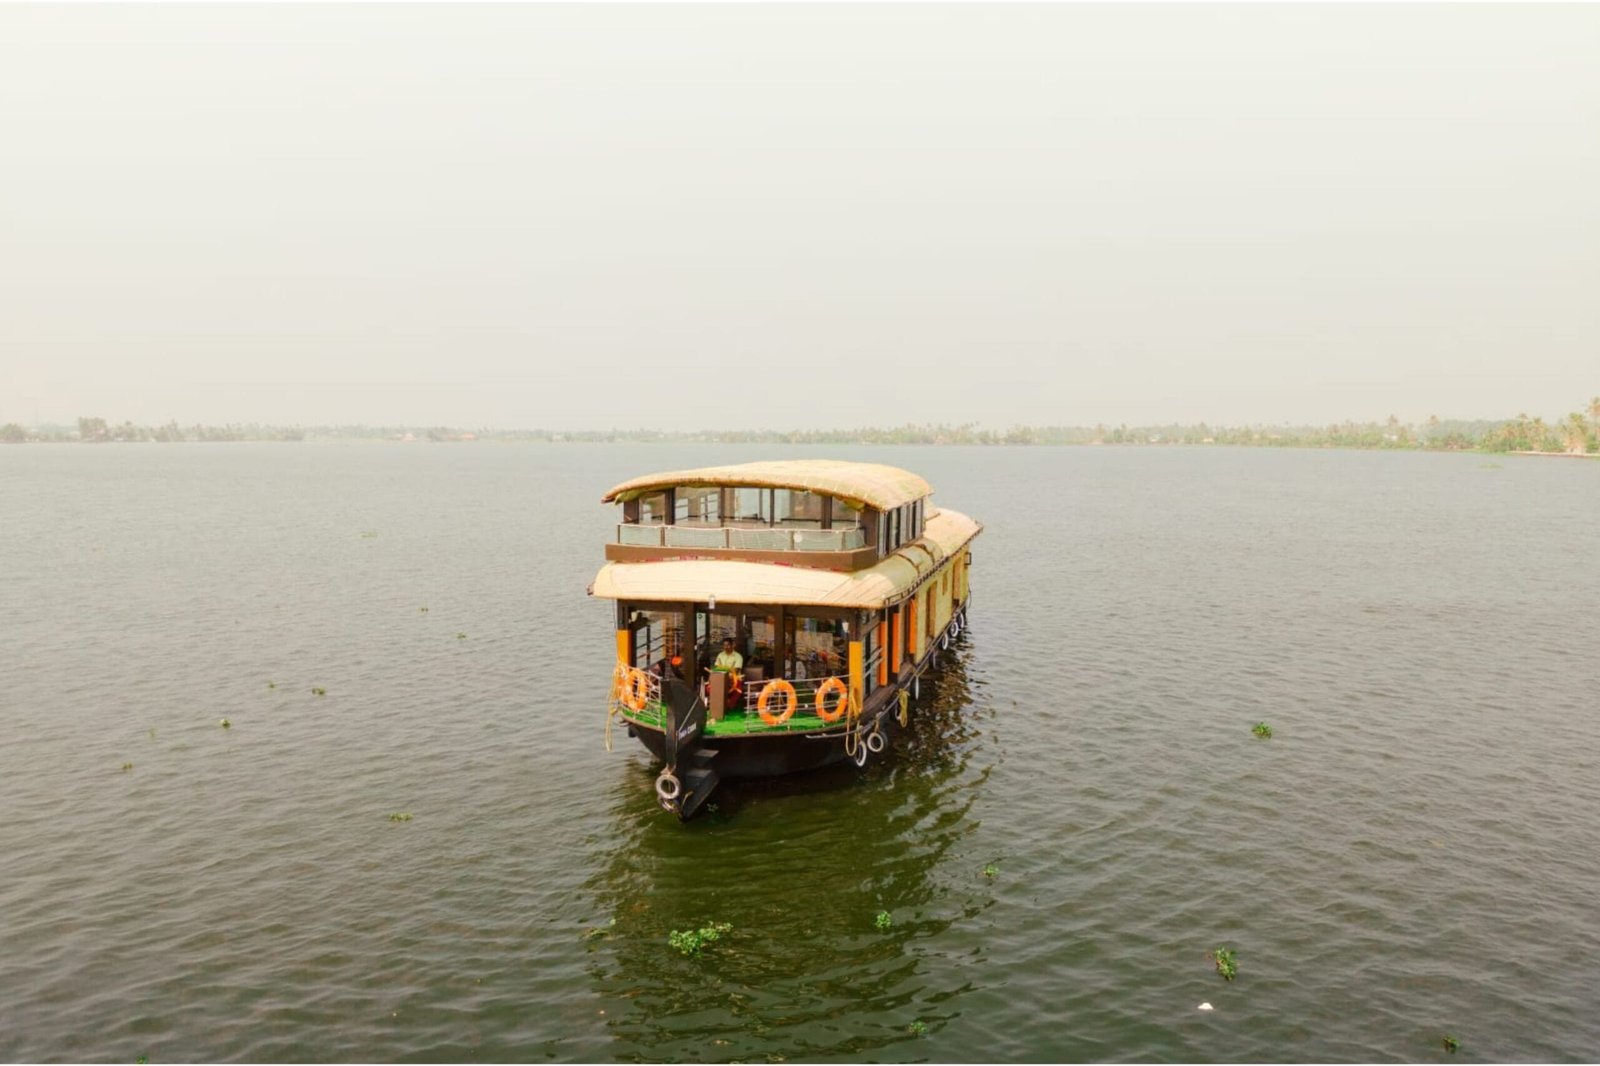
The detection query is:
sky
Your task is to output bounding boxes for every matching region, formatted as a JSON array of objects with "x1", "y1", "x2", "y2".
[{"x1": 2, "y1": 4, "x2": 1597, "y2": 431}]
